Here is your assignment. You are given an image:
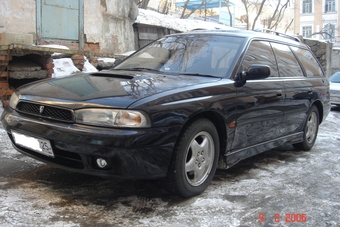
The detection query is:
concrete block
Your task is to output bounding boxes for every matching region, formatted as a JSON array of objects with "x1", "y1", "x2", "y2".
[
  {"x1": 0, "y1": 32, "x2": 33, "y2": 45},
  {"x1": 9, "y1": 70, "x2": 47, "y2": 79},
  {"x1": 9, "y1": 60, "x2": 41, "y2": 71}
]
